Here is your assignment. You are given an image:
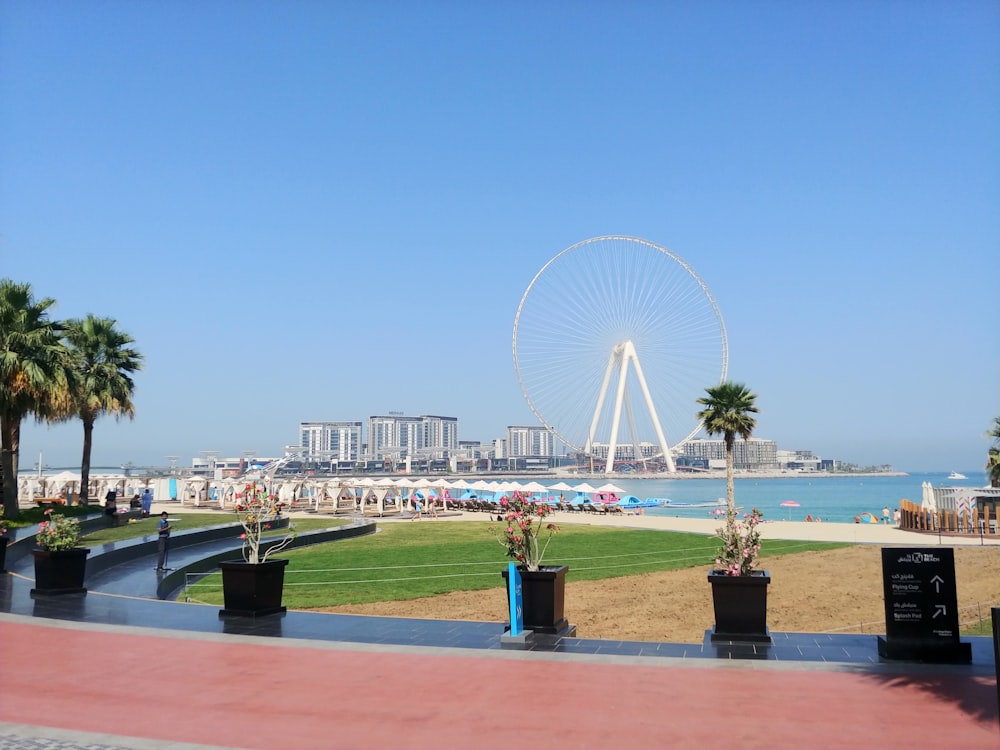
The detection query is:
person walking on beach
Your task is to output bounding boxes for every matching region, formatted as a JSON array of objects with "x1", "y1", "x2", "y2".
[
  {"x1": 156, "y1": 511, "x2": 172, "y2": 571},
  {"x1": 882, "y1": 506, "x2": 890, "y2": 525}
]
